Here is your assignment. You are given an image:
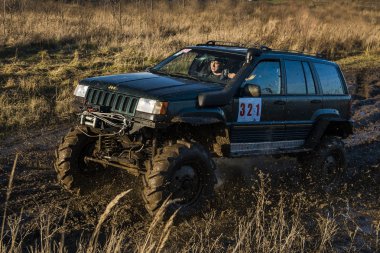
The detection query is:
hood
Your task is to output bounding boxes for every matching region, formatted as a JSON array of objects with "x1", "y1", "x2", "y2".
[{"x1": 80, "y1": 72, "x2": 223, "y2": 101}]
